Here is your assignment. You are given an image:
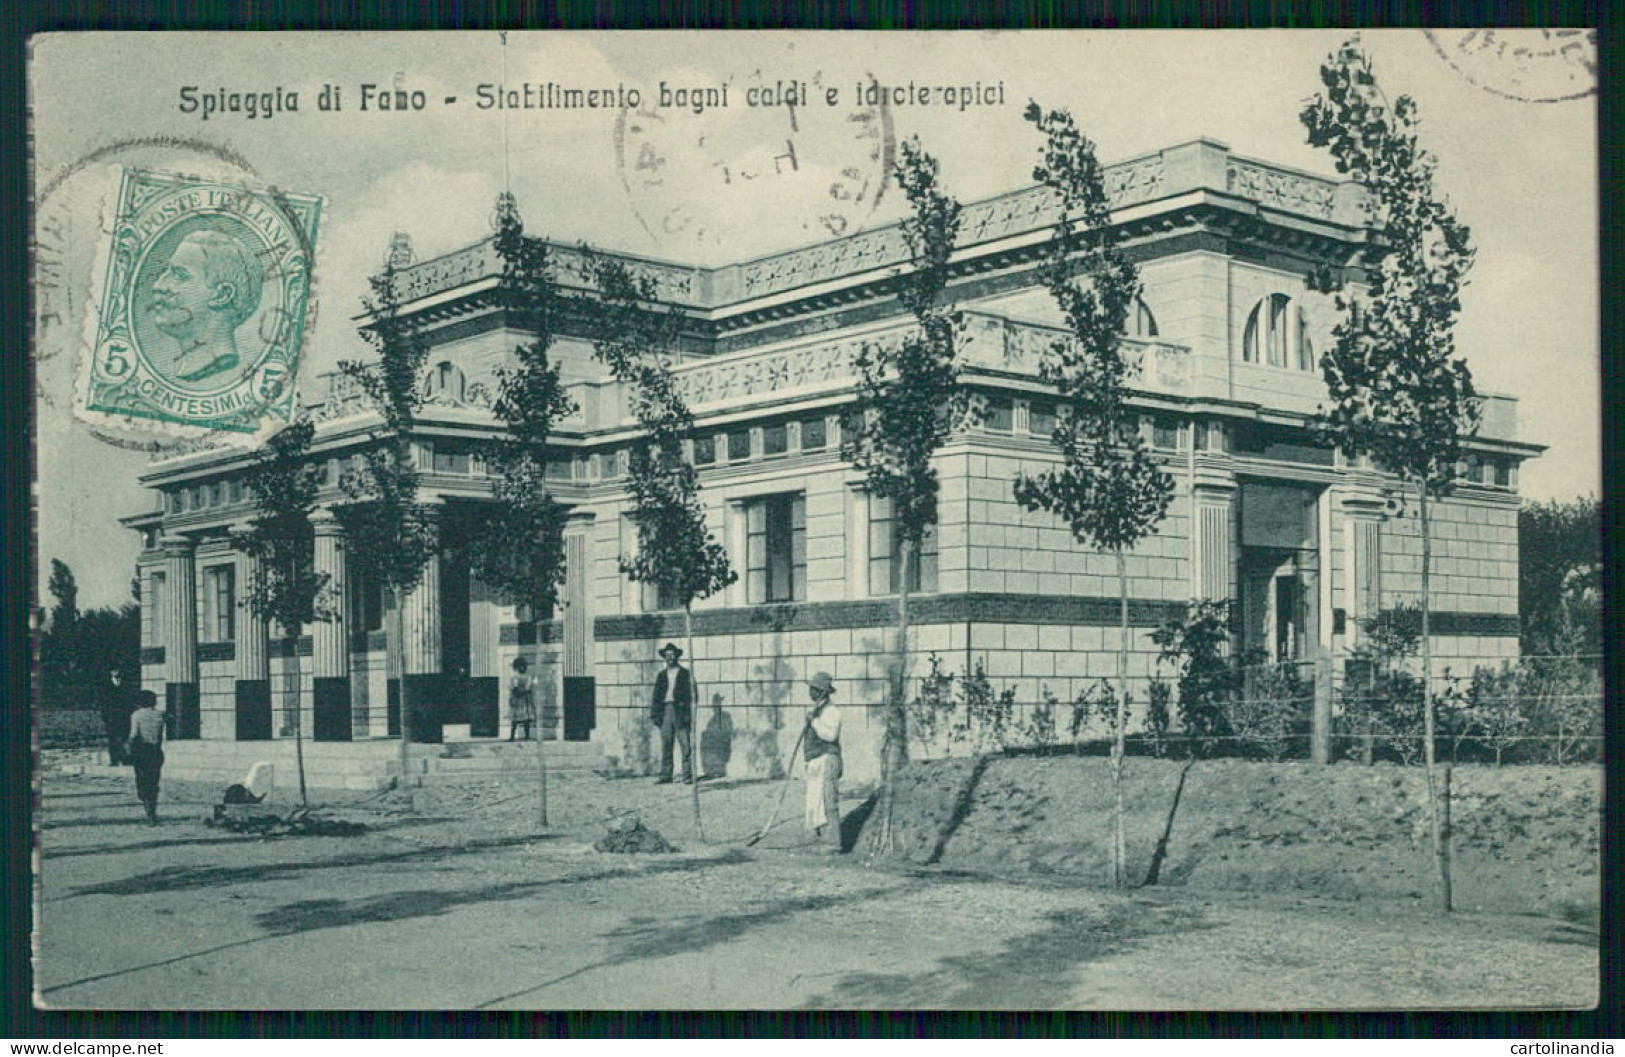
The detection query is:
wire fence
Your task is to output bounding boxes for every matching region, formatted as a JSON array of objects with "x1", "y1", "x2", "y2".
[{"x1": 900, "y1": 651, "x2": 1605, "y2": 768}]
